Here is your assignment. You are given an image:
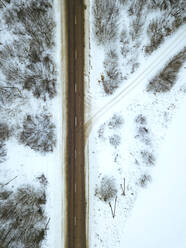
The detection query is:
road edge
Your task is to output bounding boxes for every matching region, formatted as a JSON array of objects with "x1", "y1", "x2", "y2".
[
  {"x1": 84, "y1": 0, "x2": 91, "y2": 247},
  {"x1": 60, "y1": 0, "x2": 68, "y2": 247}
]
